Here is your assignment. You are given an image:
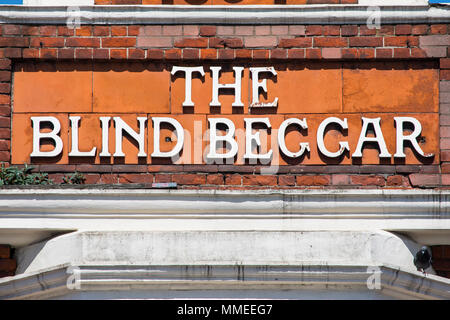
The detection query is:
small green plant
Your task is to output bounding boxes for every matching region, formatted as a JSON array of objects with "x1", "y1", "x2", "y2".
[
  {"x1": 62, "y1": 172, "x2": 86, "y2": 185},
  {"x1": 0, "y1": 163, "x2": 53, "y2": 186}
]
